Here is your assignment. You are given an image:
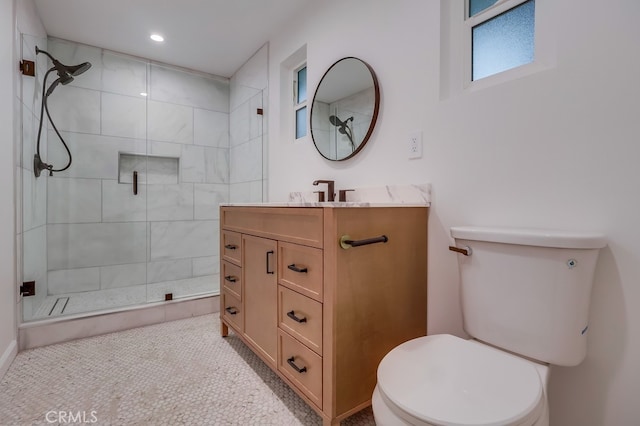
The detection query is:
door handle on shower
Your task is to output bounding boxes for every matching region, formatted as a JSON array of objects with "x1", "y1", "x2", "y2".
[{"x1": 133, "y1": 171, "x2": 138, "y2": 195}]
